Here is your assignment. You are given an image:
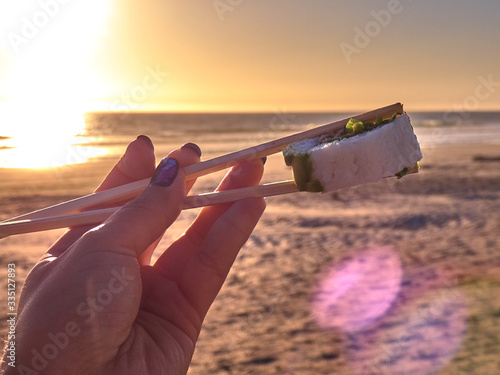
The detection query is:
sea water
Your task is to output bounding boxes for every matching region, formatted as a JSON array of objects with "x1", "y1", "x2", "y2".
[
  {"x1": 81, "y1": 111, "x2": 500, "y2": 157},
  {"x1": 1, "y1": 111, "x2": 499, "y2": 168}
]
